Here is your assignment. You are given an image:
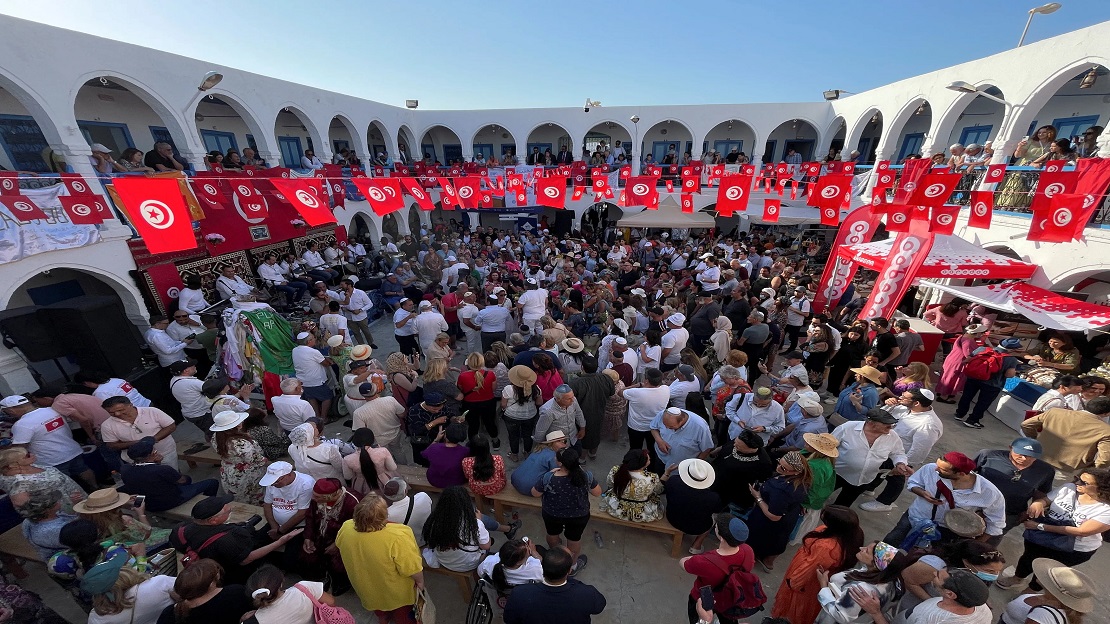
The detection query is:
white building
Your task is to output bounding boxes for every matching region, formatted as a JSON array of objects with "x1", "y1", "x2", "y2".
[{"x1": 0, "y1": 14, "x2": 1108, "y2": 392}]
